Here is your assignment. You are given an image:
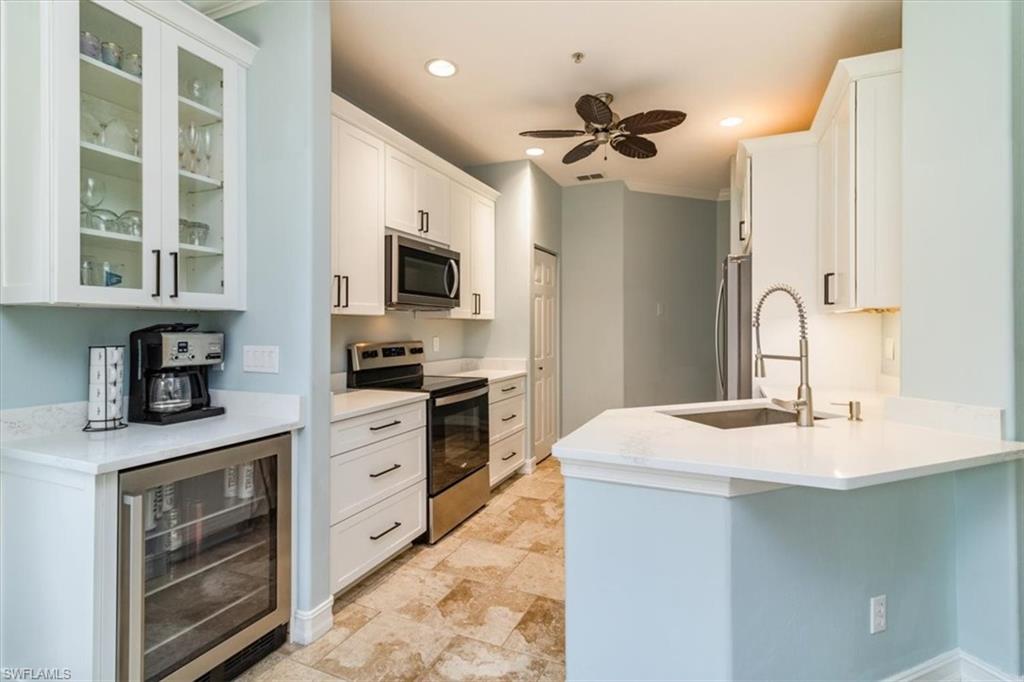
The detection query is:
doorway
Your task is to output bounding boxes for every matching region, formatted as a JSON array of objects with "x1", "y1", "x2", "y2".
[{"x1": 531, "y1": 247, "x2": 559, "y2": 462}]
